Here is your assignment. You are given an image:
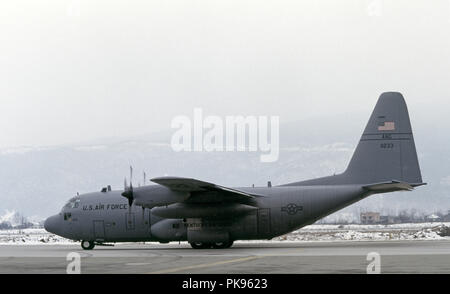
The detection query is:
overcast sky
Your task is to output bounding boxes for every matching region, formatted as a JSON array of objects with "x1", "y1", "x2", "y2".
[{"x1": 1, "y1": 0, "x2": 449, "y2": 148}]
